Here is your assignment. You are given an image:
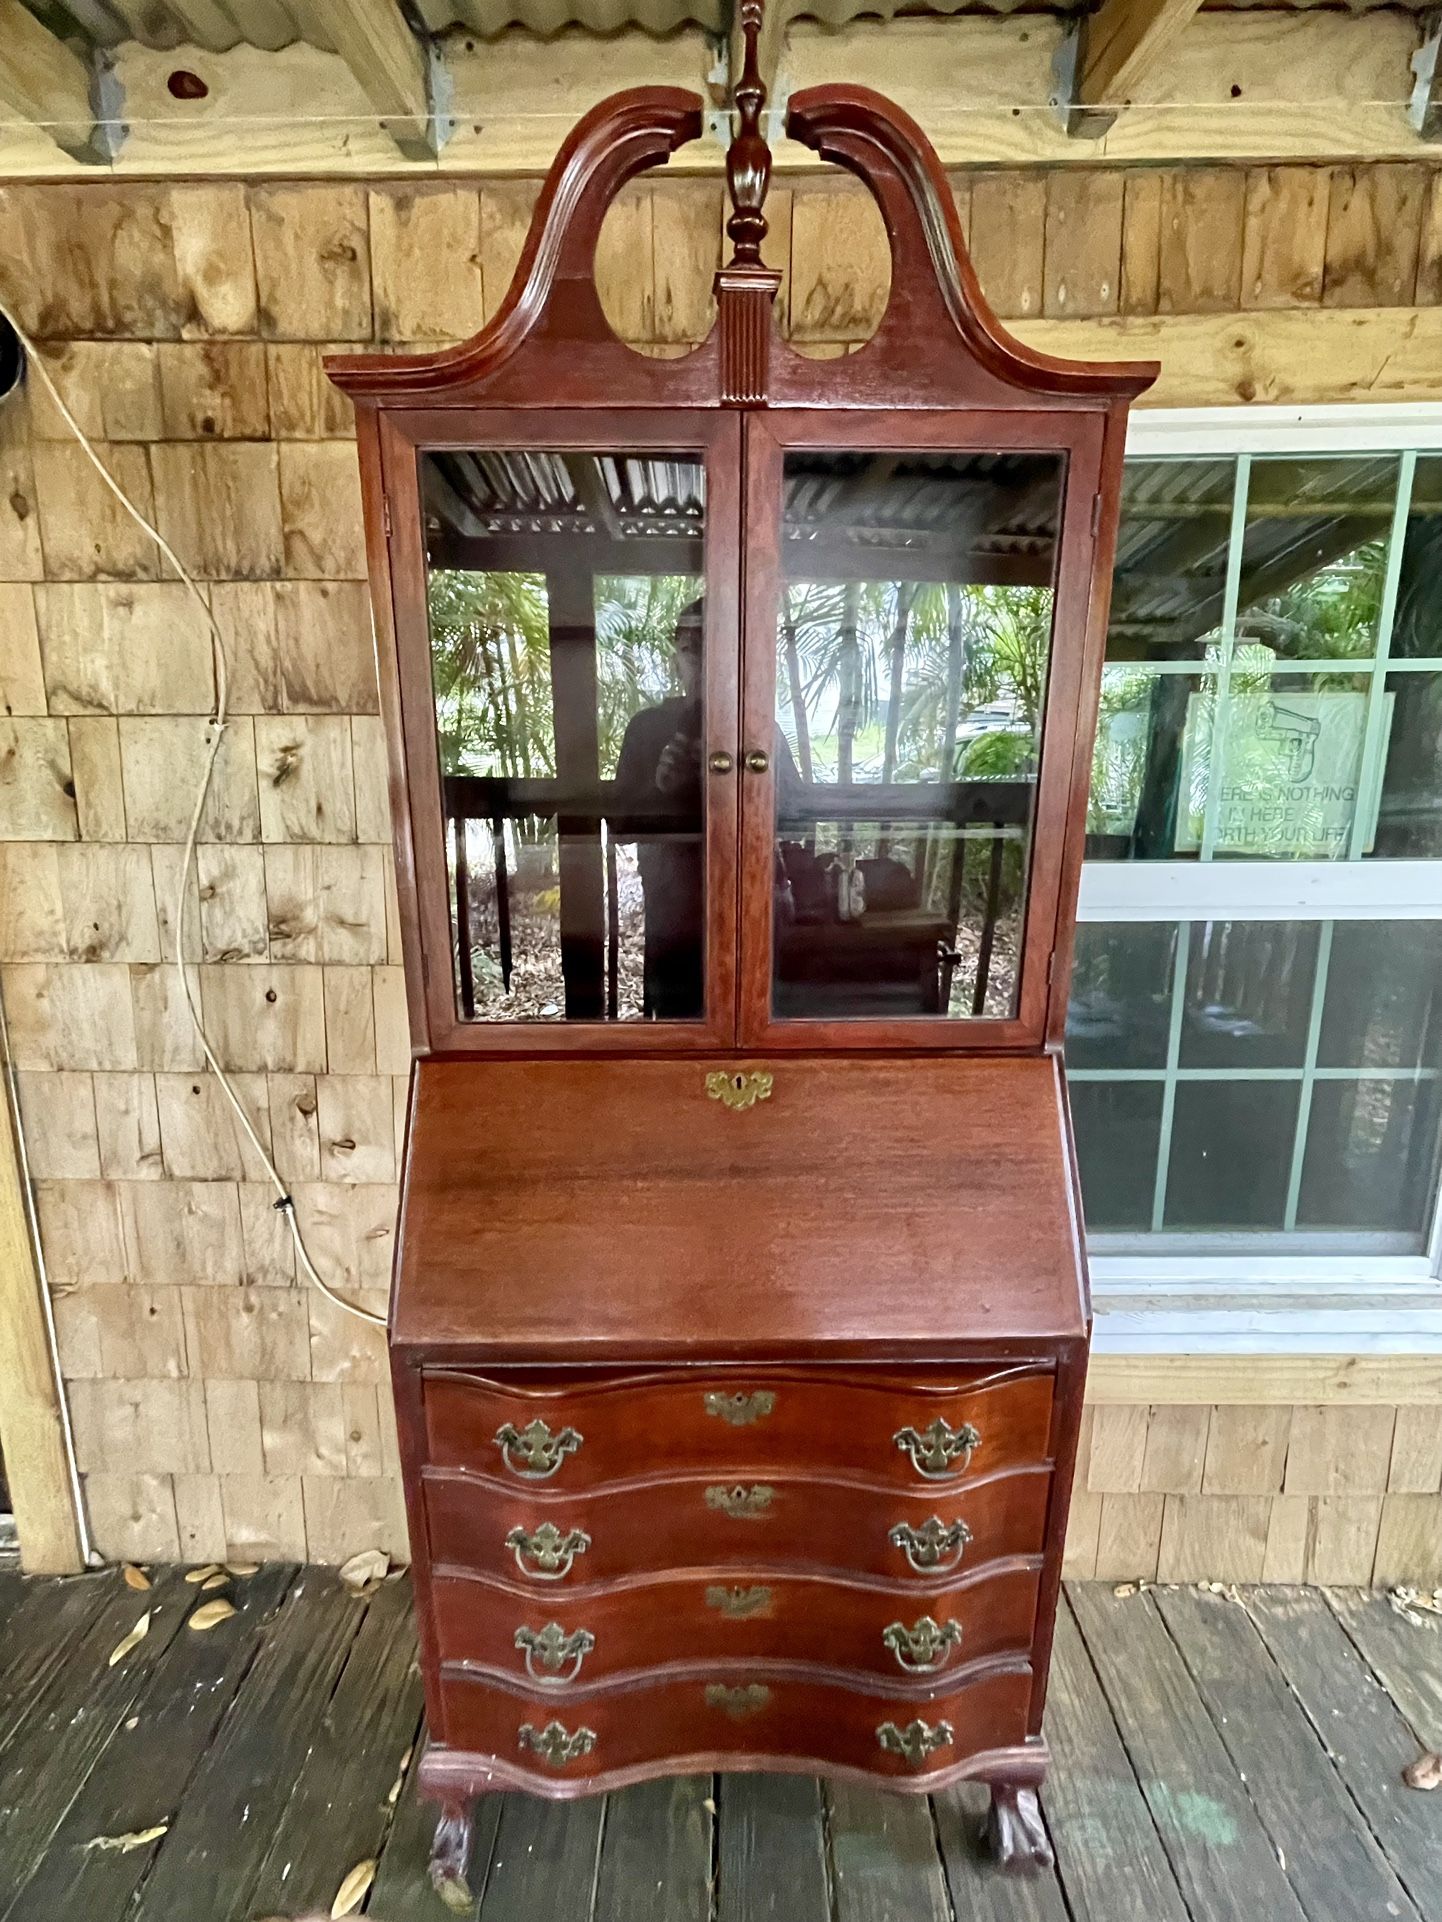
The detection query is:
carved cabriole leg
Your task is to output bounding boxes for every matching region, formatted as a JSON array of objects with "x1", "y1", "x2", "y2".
[
  {"x1": 430, "y1": 1796, "x2": 477, "y2": 1913},
  {"x1": 985, "y1": 1782, "x2": 1053, "y2": 1874}
]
